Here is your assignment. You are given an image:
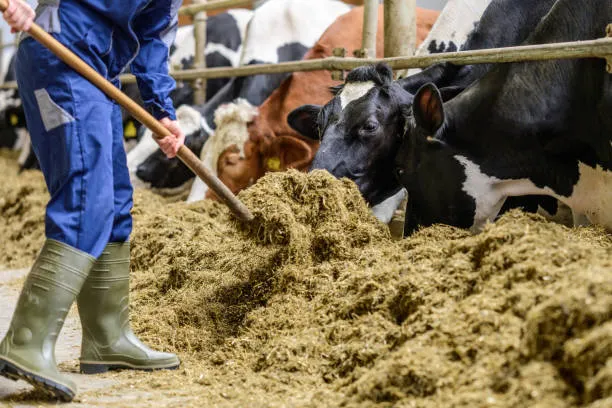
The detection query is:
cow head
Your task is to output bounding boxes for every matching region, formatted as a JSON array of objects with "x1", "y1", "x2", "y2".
[
  {"x1": 287, "y1": 63, "x2": 413, "y2": 206},
  {"x1": 135, "y1": 128, "x2": 207, "y2": 188},
  {"x1": 205, "y1": 79, "x2": 319, "y2": 201},
  {"x1": 206, "y1": 139, "x2": 261, "y2": 199},
  {"x1": 394, "y1": 83, "x2": 477, "y2": 235}
]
